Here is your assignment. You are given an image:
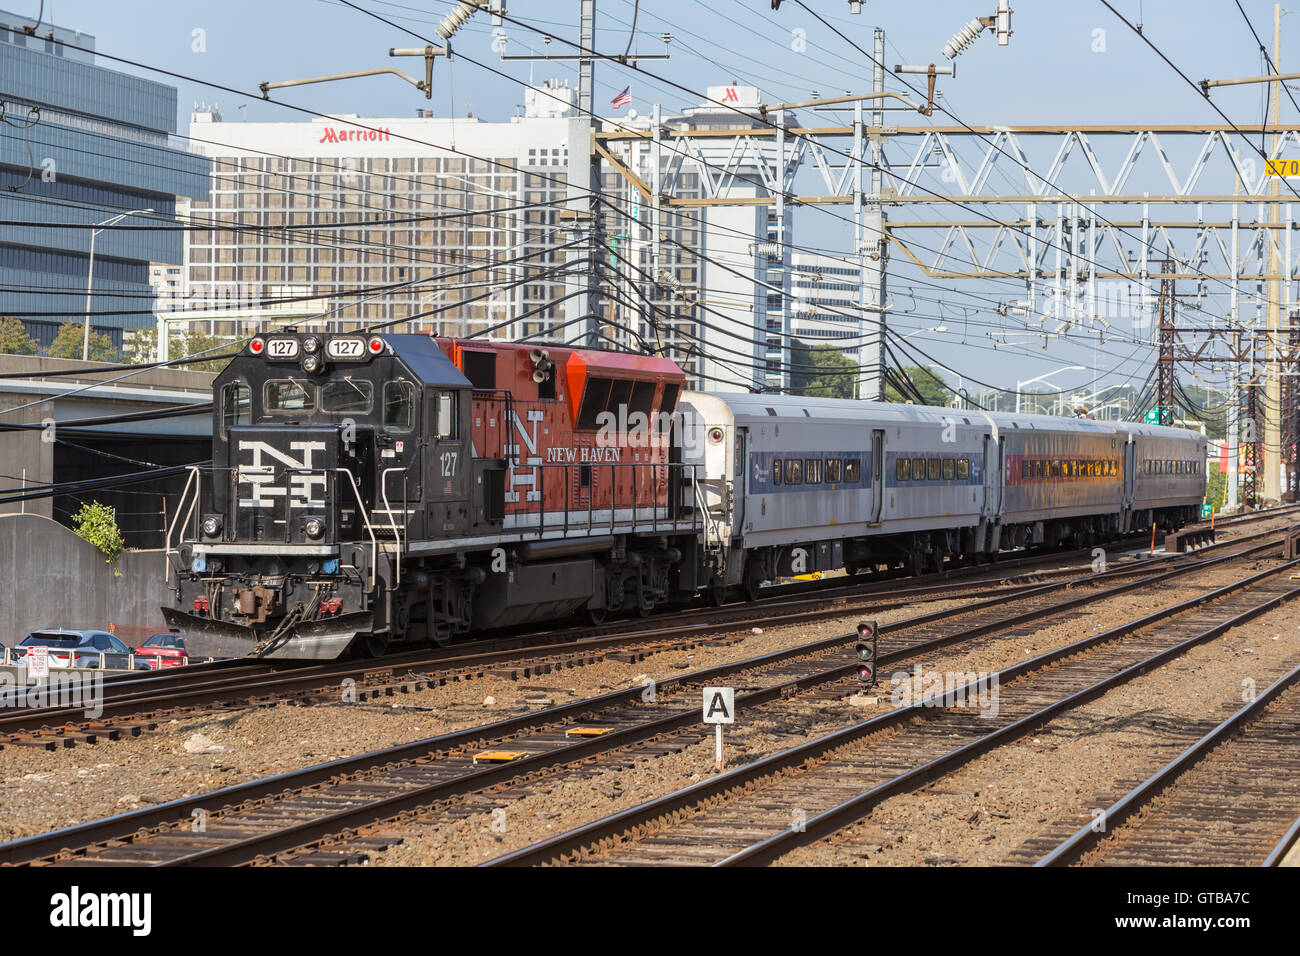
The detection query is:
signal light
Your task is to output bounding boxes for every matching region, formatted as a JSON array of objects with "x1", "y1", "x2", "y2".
[
  {"x1": 368, "y1": 336, "x2": 384, "y2": 354},
  {"x1": 855, "y1": 619, "x2": 878, "y2": 686},
  {"x1": 249, "y1": 337, "x2": 265, "y2": 355},
  {"x1": 193, "y1": 597, "x2": 210, "y2": 614}
]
